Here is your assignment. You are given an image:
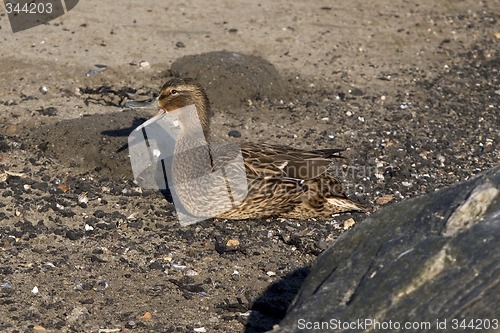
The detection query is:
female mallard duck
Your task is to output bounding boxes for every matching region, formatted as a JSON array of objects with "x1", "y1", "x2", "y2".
[{"x1": 147, "y1": 78, "x2": 364, "y2": 220}]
